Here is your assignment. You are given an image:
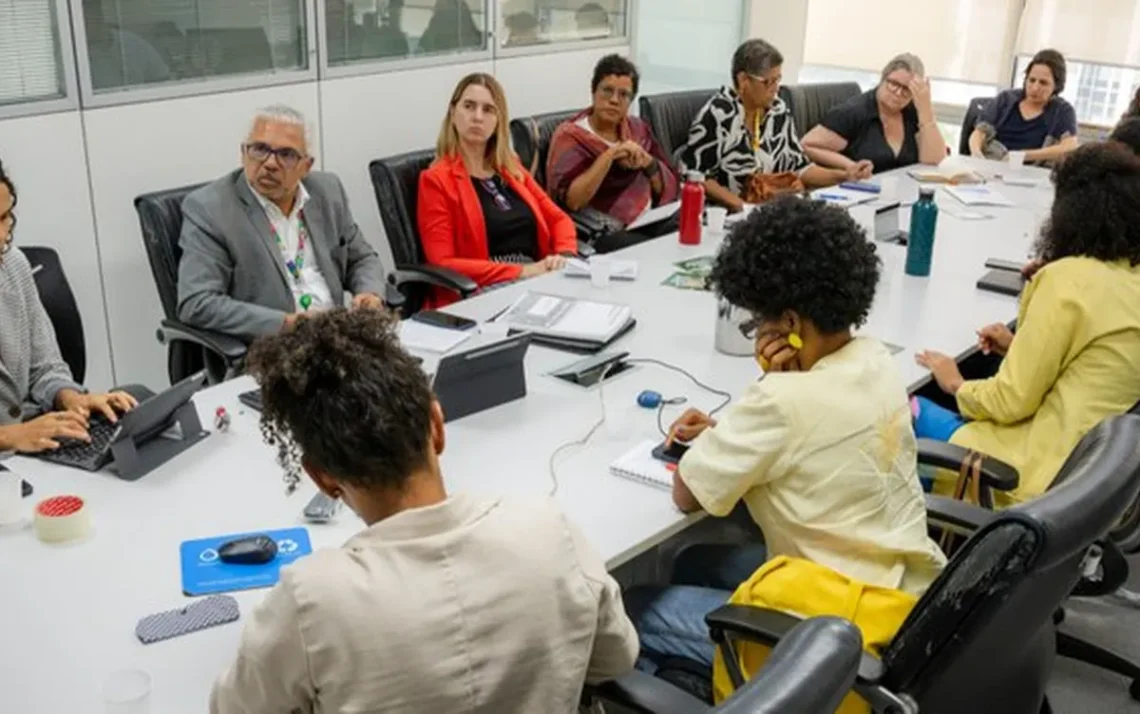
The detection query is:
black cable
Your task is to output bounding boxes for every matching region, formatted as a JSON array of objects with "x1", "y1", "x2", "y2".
[{"x1": 626, "y1": 358, "x2": 734, "y2": 436}]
